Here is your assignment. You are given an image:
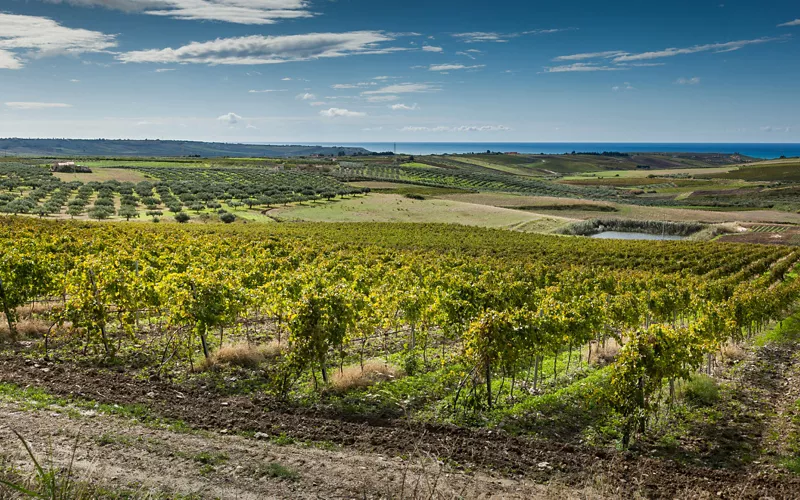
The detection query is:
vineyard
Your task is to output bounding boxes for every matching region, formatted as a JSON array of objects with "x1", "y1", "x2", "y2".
[{"x1": 1, "y1": 218, "x2": 798, "y2": 452}]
